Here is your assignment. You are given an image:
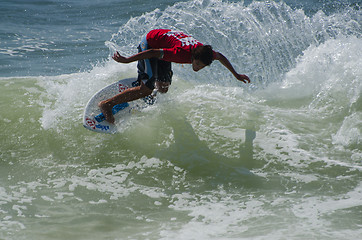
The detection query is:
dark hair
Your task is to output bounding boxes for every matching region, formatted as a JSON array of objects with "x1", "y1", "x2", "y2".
[{"x1": 192, "y1": 45, "x2": 214, "y2": 66}]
